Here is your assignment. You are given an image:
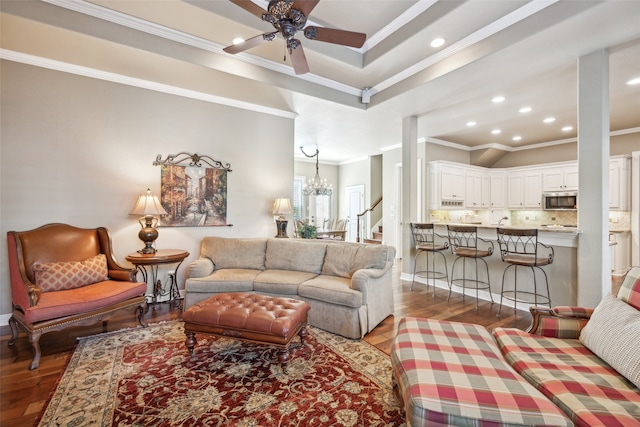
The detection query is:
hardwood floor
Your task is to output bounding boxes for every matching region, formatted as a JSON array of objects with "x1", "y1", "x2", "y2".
[{"x1": 0, "y1": 262, "x2": 557, "y2": 426}]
